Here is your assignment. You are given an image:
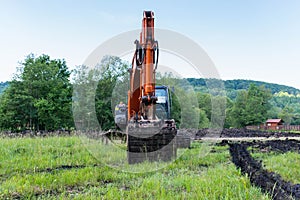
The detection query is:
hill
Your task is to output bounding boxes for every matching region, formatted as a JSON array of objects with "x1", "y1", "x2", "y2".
[
  {"x1": 186, "y1": 78, "x2": 300, "y2": 99},
  {"x1": 1, "y1": 79, "x2": 300, "y2": 98}
]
